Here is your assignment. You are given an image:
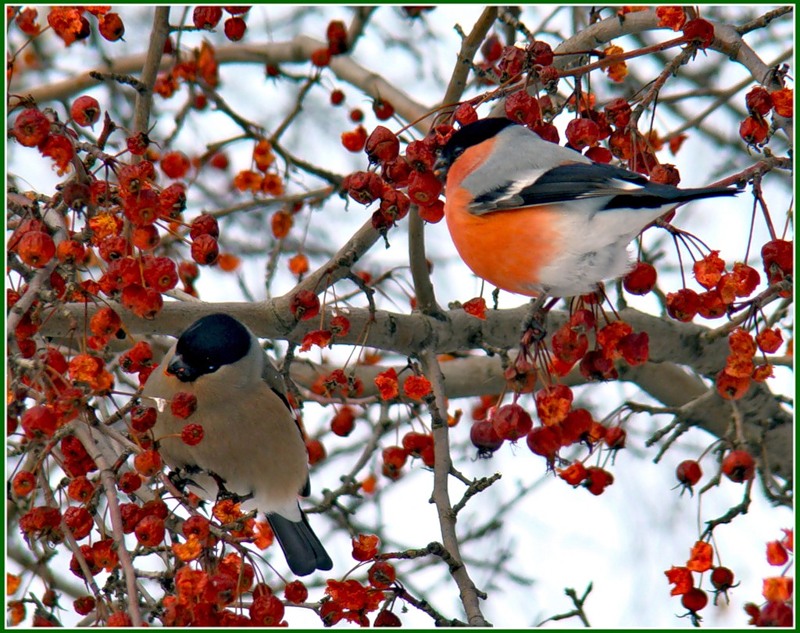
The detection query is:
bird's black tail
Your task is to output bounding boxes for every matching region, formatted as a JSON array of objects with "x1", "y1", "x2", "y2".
[
  {"x1": 604, "y1": 184, "x2": 740, "y2": 211},
  {"x1": 267, "y1": 511, "x2": 333, "y2": 577},
  {"x1": 672, "y1": 185, "x2": 742, "y2": 204}
]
